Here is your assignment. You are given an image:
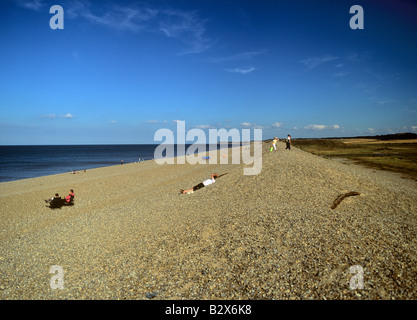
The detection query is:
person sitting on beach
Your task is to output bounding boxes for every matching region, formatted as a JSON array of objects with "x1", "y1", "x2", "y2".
[
  {"x1": 45, "y1": 193, "x2": 65, "y2": 207},
  {"x1": 45, "y1": 193, "x2": 61, "y2": 203},
  {"x1": 64, "y1": 189, "x2": 74, "y2": 204},
  {"x1": 180, "y1": 174, "x2": 219, "y2": 194}
]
